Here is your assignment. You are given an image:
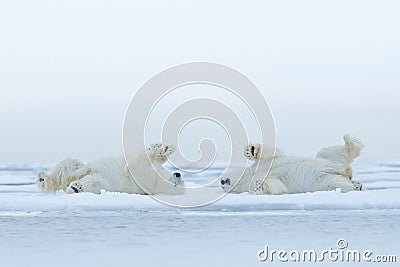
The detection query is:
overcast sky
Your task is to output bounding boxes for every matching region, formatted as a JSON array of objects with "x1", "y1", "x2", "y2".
[{"x1": 0, "y1": 0, "x2": 399, "y2": 164}]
